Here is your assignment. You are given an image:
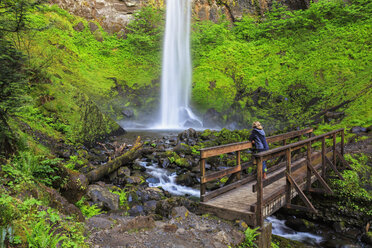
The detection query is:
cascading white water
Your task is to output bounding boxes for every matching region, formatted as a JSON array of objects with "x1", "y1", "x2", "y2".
[
  {"x1": 139, "y1": 161, "x2": 199, "y2": 197},
  {"x1": 159, "y1": 0, "x2": 202, "y2": 129}
]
